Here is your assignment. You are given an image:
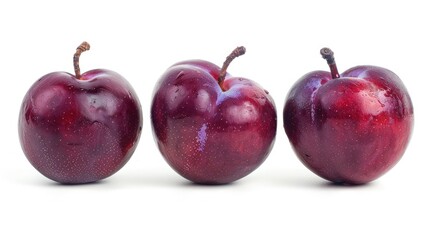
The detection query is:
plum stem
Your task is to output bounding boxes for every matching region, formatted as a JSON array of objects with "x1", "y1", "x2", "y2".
[
  {"x1": 74, "y1": 41, "x2": 91, "y2": 79},
  {"x1": 218, "y1": 46, "x2": 246, "y2": 91},
  {"x1": 320, "y1": 47, "x2": 340, "y2": 79}
]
